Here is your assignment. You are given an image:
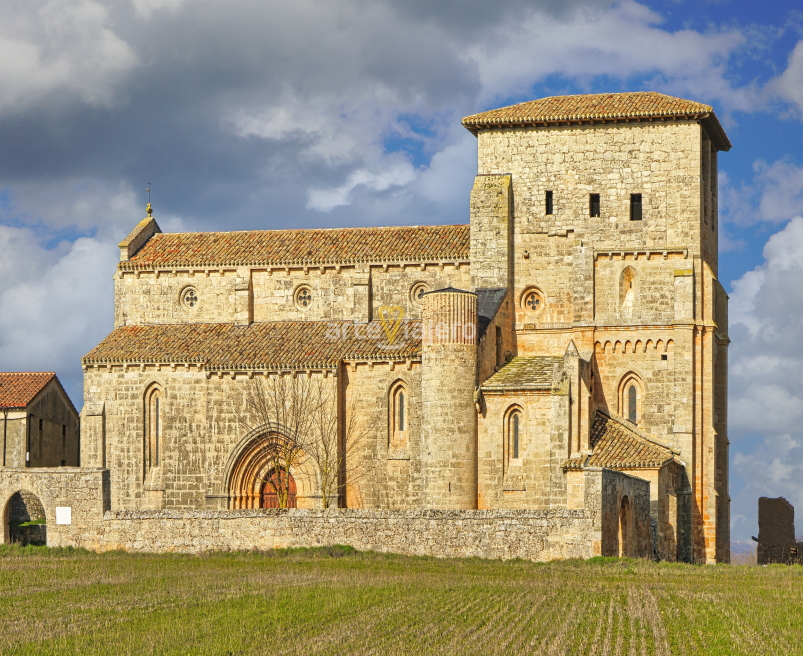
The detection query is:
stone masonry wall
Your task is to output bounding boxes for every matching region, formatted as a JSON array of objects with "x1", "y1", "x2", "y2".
[
  {"x1": 82, "y1": 363, "x2": 425, "y2": 512},
  {"x1": 0, "y1": 468, "x2": 652, "y2": 561},
  {"x1": 27, "y1": 383, "x2": 80, "y2": 468},
  {"x1": 115, "y1": 263, "x2": 471, "y2": 327},
  {"x1": 478, "y1": 391, "x2": 557, "y2": 510},
  {"x1": 63, "y1": 508, "x2": 599, "y2": 560}
]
